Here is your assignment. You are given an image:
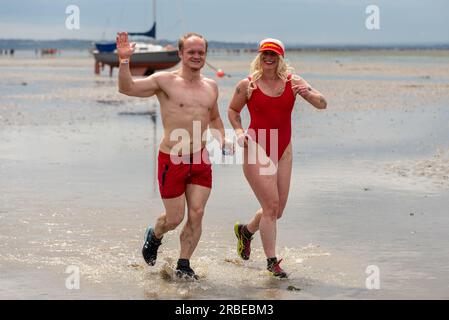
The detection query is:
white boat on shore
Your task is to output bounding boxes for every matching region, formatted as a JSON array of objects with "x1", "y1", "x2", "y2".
[{"x1": 93, "y1": 0, "x2": 180, "y2": 76}]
